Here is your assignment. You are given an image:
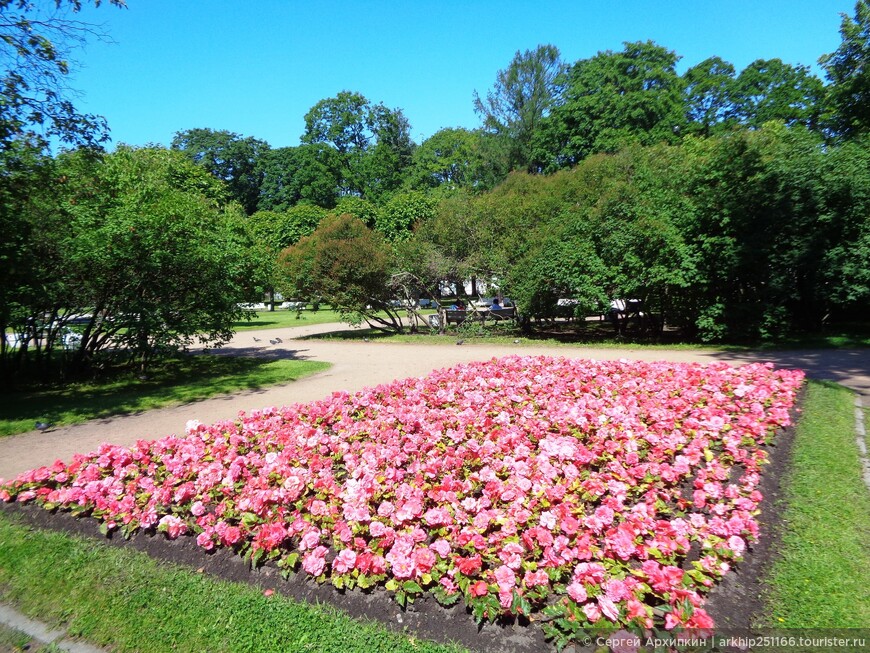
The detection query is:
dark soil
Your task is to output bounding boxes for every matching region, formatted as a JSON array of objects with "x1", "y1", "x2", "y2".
[{"x1": 0, "y1": 410, "x2": 800, "y2": 653}]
